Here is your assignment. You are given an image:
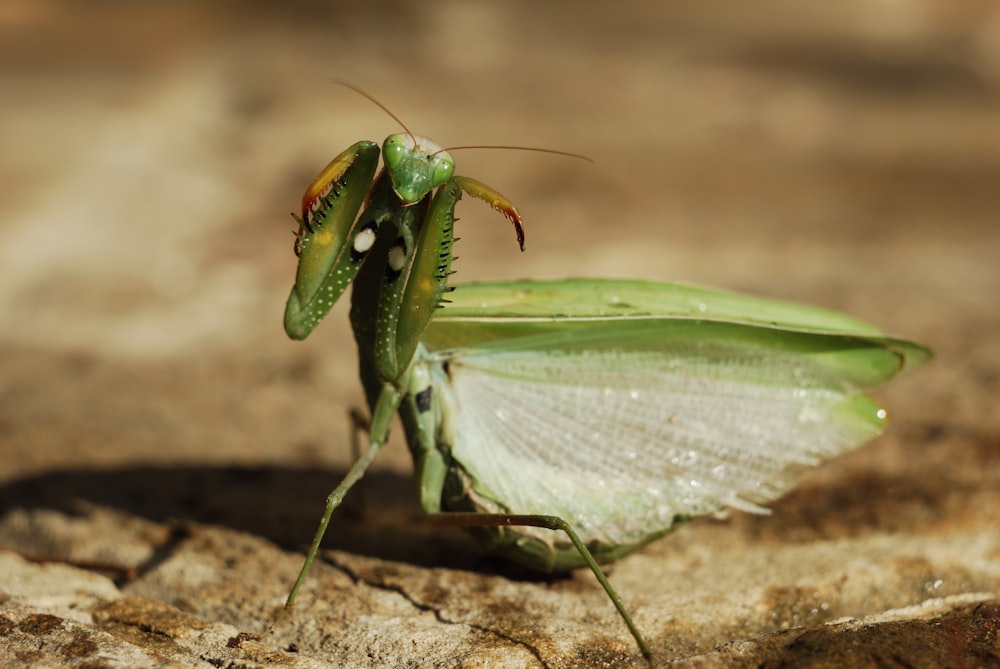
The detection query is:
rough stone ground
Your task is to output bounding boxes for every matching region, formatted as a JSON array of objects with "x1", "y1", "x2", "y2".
[{"x1": 1, "y1": 1, "x2": 998, "y2": 667}]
